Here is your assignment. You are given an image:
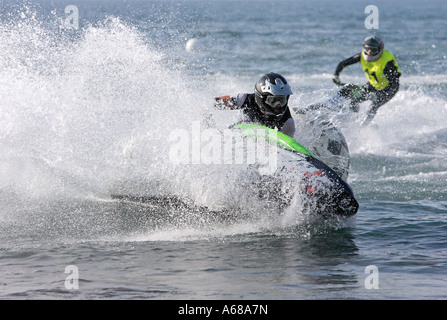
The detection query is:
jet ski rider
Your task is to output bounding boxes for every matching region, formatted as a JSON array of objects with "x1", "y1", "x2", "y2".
[
  {"x1": 332, "y1": 35, "x2": 402, "y2": 125},
  {"x1": 214, "y1": 72, "x2": 296, "y2": 138}
]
